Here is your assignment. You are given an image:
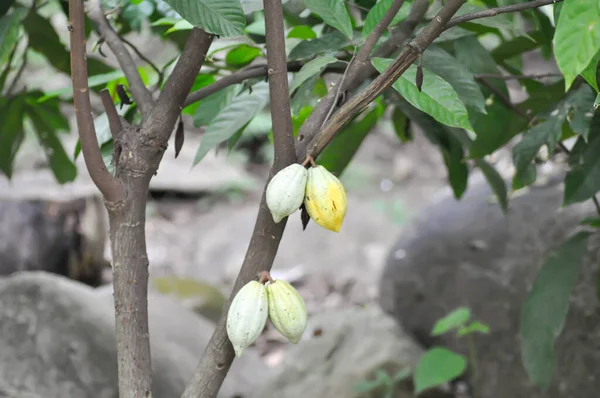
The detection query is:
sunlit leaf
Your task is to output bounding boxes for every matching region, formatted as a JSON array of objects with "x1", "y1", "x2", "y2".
[
  {"x1": 162, "y1": 0, "x2": 246, "y2": 37},
  {"x1": 305, "y1": 0, "x2": 353, "y2": 39},
  {"x1": 414, "y1": 348, "x2": 467, "y2": 394}
]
